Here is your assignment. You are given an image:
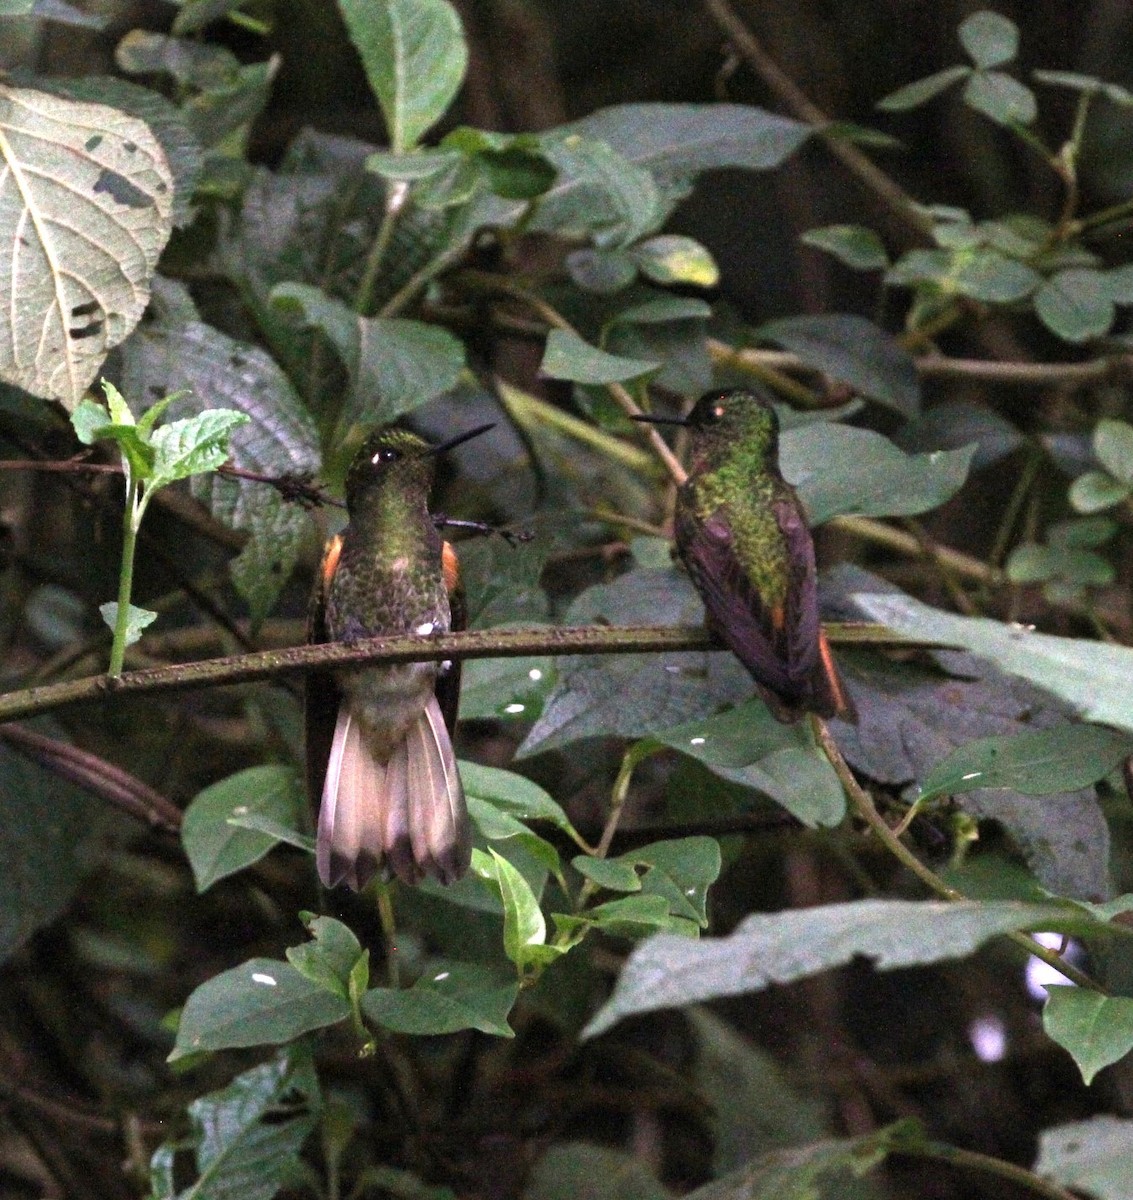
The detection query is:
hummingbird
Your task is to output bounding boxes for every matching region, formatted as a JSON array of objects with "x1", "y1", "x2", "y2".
[
  {"x1": 306, "y1": 422, "x2": 493, "y2": 891},
  {"x1": 635, "y1": 388, "x2": 854, "y2": 723}
]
